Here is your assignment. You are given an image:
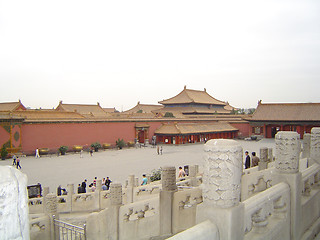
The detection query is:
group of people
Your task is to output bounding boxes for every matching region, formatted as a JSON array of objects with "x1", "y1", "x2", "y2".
[
  {"x1": 244, "y1": 151, "x2": 260, "y2": 169},
  {"x1": 57, "y1": 185, "x2": 68, "y2": 196},
  {"x1": 77, "y1": 177, "x2": 112, "y2": 194},
  {"x1": 156, "y1": 146, "x2": 163, "y2": 155},
  {"x1": 12, "y1": 155, "x2": 21, "y2": 169}
]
